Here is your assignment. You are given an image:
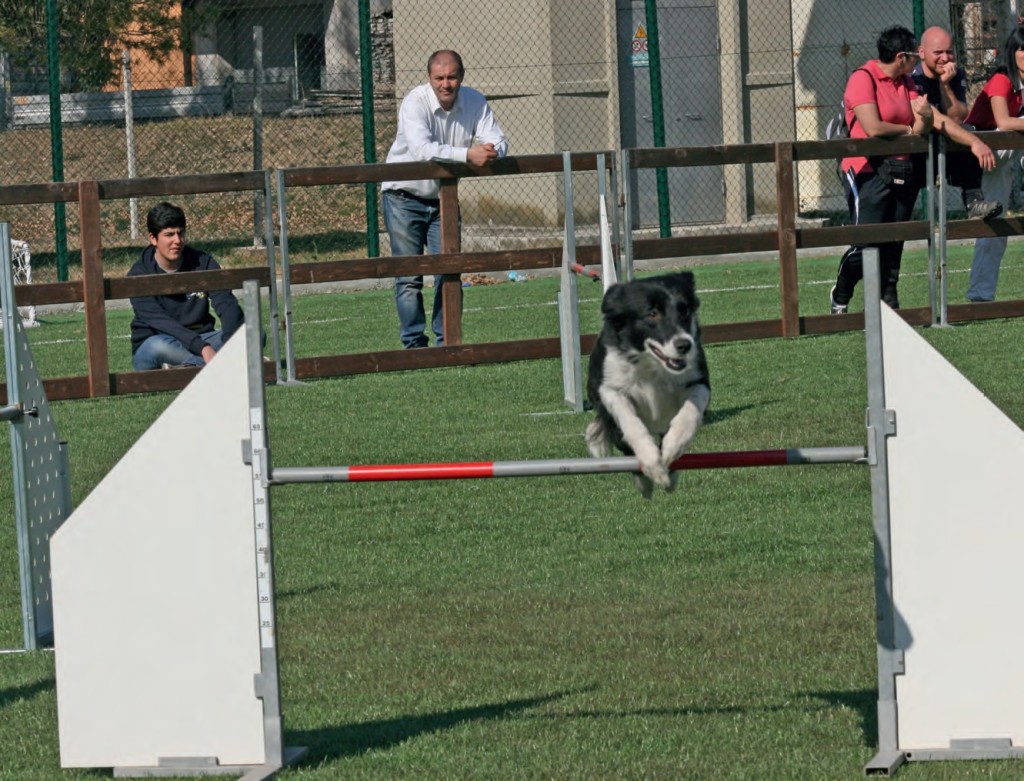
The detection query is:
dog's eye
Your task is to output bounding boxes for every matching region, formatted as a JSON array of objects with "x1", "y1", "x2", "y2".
[{"x1": 645, "y1": 308, "x2": 661, "y2": 322}]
